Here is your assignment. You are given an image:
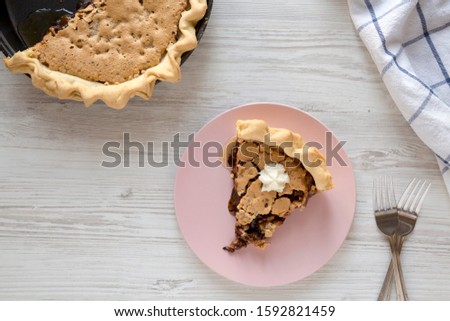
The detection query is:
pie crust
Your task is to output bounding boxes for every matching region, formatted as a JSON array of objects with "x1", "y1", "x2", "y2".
[
  {"x1": 224, "y1": 120, "x2": 334, "y2": 252},
  {"x1": 3, "y1": 0, "x2": 208, "y2": 109},
  {"x1": 229, "y1": 119, "x2": 333, "y2": 192}
]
